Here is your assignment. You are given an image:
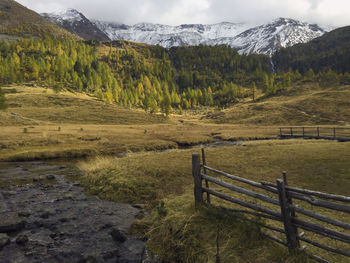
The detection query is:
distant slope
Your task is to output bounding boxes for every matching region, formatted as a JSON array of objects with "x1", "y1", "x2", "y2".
[
  {"x1": 0, "y1": 0, "x2": 80, "y2": 39},
  {"x1": 42, "y1": 9, "x2": 109, "y2": 41},
  {"x1": 272, "y1": 26, "x2": 350, "y2": 74},
  {"x1": 204, "y1": 84, "x2": 350, "y2": 125},
  {"x1": 0, "y1": 85, "x2": 167, "y2": 126}
]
